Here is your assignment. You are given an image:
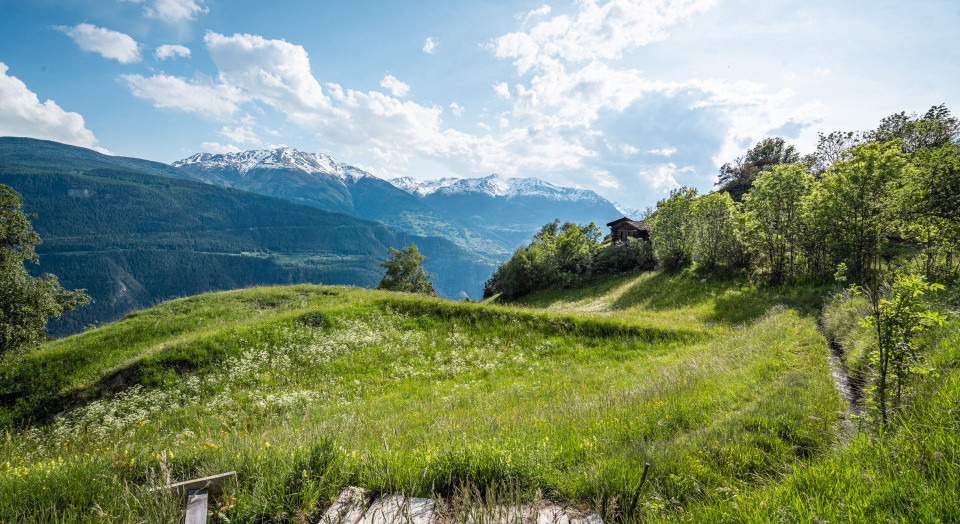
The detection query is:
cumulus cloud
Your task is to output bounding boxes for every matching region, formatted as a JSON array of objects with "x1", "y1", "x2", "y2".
[
  {"x1": 121, "y1": 0, "x2": 208, "y2": 22},
  {"x1": 121, "y1": 73, "x2": 243, "y2": 119},
  {"x1": 640, "y1": 162, "x2": 690, "y2": 191},
  {"x1": 155, "y1": 44, "x2": 191, "y2": 60},
  {"x1": 484, "y1": 0, "x2": 828, "y2": 200},
  {"x1": 57, "y1": 23, "x2": 141, "y2": 64},
  {"x1": 219, "y1": 122, "x2": 260, "y2": 144},
  {"x1": 493, "y1": 0, "x2": 718, "y2": 73},
  {"x1": 200, "y1": 141, "x2": 240, "y2": 154},
  {"x1": 449, "y1": 102, "x2": 464, "y2": 116},
  {"x1": 380, "y1": 74, "x2": 410, "y2": 98},
  {"x1": 0, "y1": 62, "x2": 101, "y2": 150},
  {"x1": 422, "y1": 37, "x2": 437, "y2": 54}
]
